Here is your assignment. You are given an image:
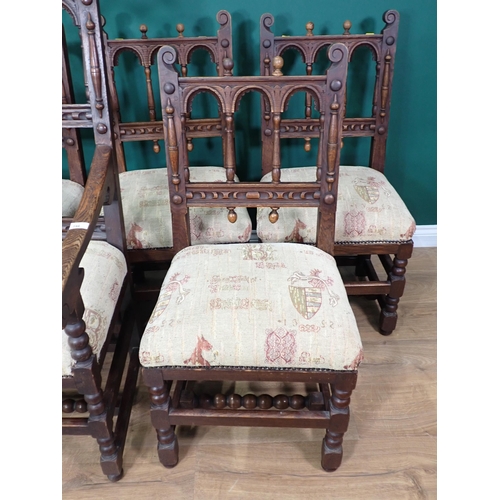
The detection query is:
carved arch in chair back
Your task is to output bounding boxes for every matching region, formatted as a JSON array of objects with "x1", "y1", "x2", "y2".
[
  {"x1": 103, "y1": 10, "x2": 234, "y2": 175},
  {"x1": 158, "y1": 42, "x2": 348, "y2": 256},
  {"x1": 259, "y1": 10, "x2": 399, "y2": 174}
]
